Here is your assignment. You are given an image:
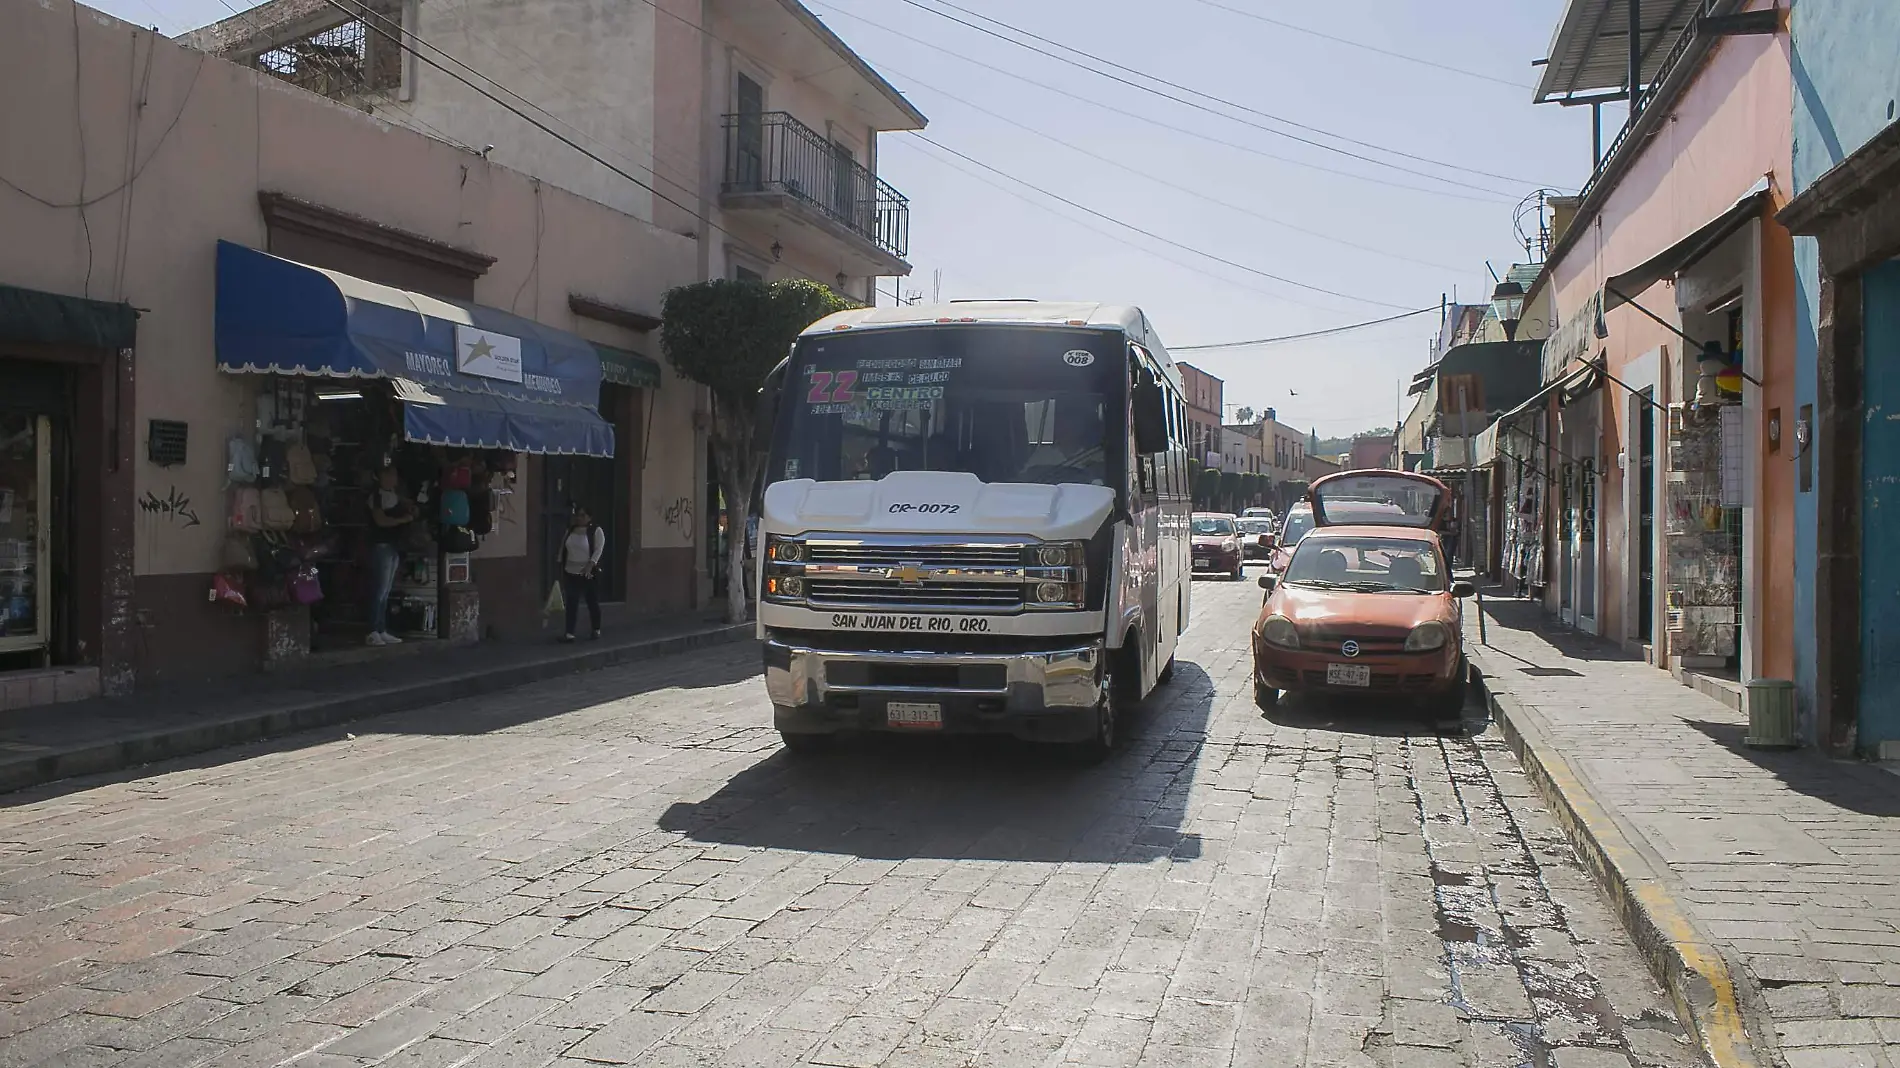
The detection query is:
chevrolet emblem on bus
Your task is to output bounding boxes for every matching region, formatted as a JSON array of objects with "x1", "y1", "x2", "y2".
[{"x1": 887, "y1": 563, "x2": 931, "y2": 586}]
